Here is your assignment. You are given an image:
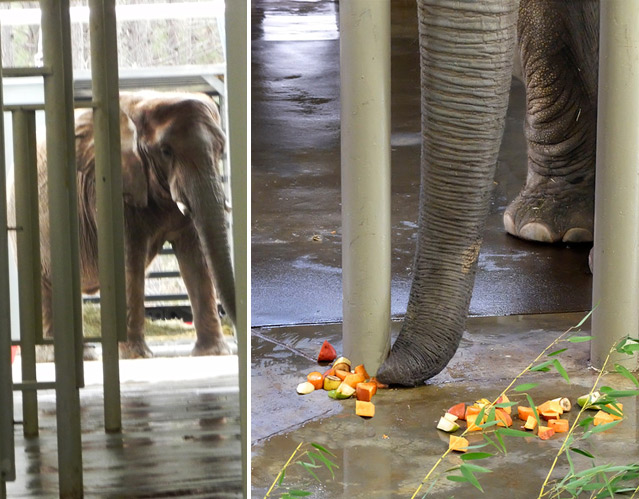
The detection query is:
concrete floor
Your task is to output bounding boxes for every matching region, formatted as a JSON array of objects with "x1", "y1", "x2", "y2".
[{"x1": 250, "y1": 1, "x2": 636, "y2": 498}]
